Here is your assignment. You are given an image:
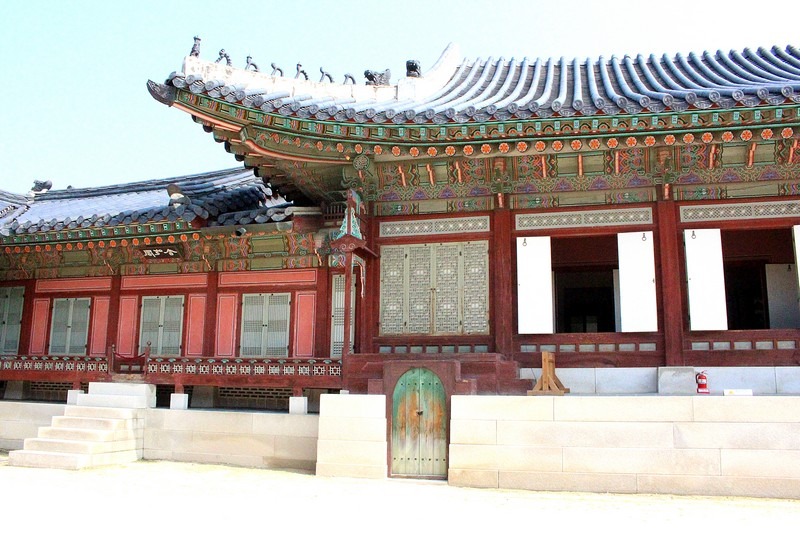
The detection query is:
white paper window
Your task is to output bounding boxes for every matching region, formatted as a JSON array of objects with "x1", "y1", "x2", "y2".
[
  {"x1": 140, "y1": 296, "x2": 184, "y2": 356},
  {"x1": 49, "y1": 297, "x2": 90, "y2": 355},
  {"x1": 379, "y1": 241, "x2": 489, "y2": 335},
  {"x1": 685, "y1": 229, "x2": 728, "y2": 330},
  {"x1": 240, "y1": 293, "x2": 290, "y2": 357},
  {"x1": 517, "y1": 236, "x2": 554, "y2": 334},
  {"x1": 617, "y1": 231, "x2": 658, "y2": 332},
  {"x1": 0, "y1": 286, "x2": 24, "y2": 355}
]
